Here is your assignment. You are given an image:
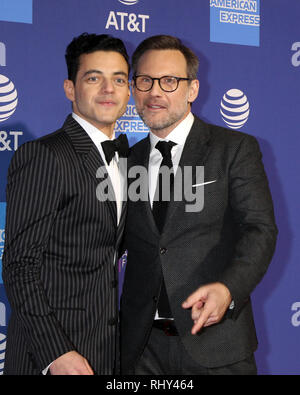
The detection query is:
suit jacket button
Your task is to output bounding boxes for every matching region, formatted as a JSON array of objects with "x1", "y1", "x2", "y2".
[
  {"x1": 108, "y1": 318, "x2": 117, "y2": 326},
  {"x1": 153, "y1": 296, "x2": 158, "y2": 303},
  {"x1": 111, "y1": 280, "x2": 118, "y2": 288},
  {"x1": 160, "y1": 247, "x2": 167, "y2": 254}
]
